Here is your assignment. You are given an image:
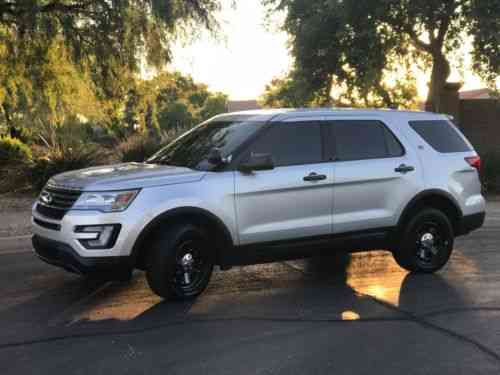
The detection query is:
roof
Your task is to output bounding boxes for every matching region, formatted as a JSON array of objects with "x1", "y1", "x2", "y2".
[
  {"x1": 459, "y1": 89, "x2": 493, "y2": 100},
  {"x1": 226, "y1": 100, "x2": 261, "y2": 112},
  {"x1": 213, "y1": 108, "x2": 445, "y2": 123}
]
